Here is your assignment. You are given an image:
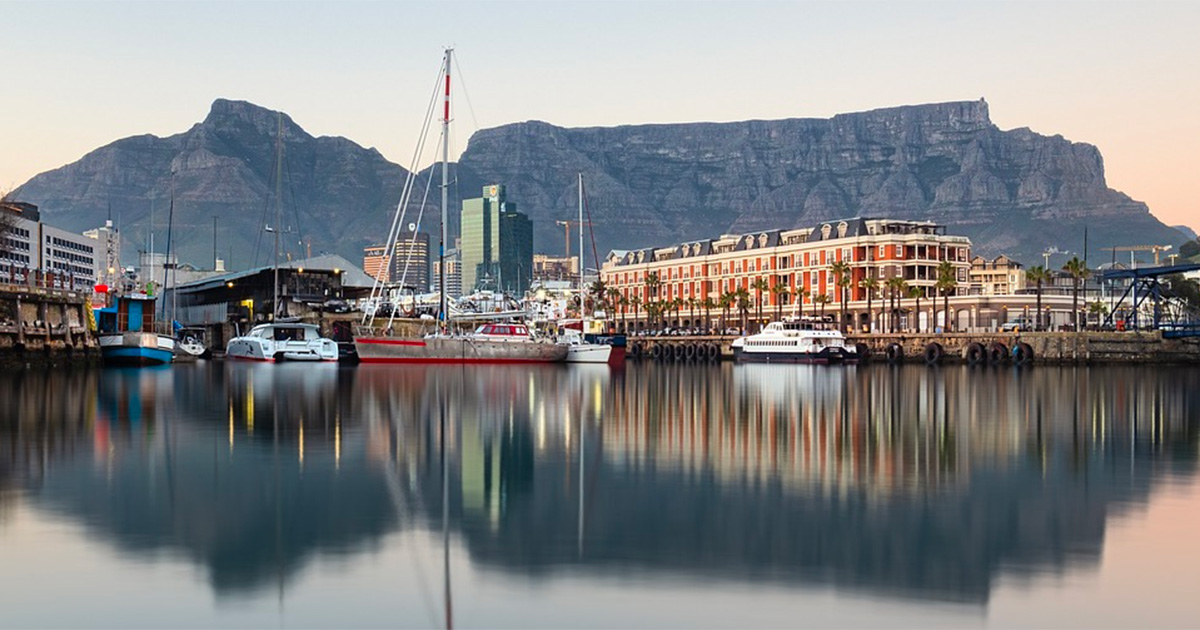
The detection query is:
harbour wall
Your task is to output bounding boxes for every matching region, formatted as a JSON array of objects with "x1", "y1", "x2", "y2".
[
  {"x1": 0, "y1": 285, "x2": 99, "y2": 367},
  {"x1": 626, "y1": 331, "x2": 1200, "y2": 365}
]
